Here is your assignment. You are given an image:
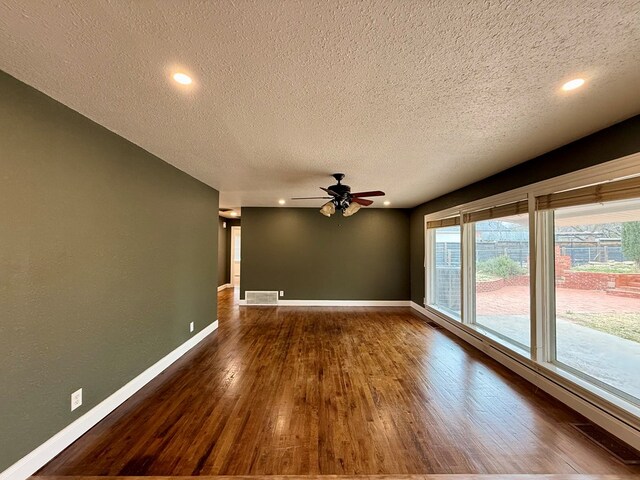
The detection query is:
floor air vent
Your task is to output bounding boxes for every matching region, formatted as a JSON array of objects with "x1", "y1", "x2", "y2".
[
  {"x1": 571, "y1": 423, "x2": 640, "y2": 464},
  {"x1": 245, "y1": 291, "x2": 279, "y2": 306}
]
